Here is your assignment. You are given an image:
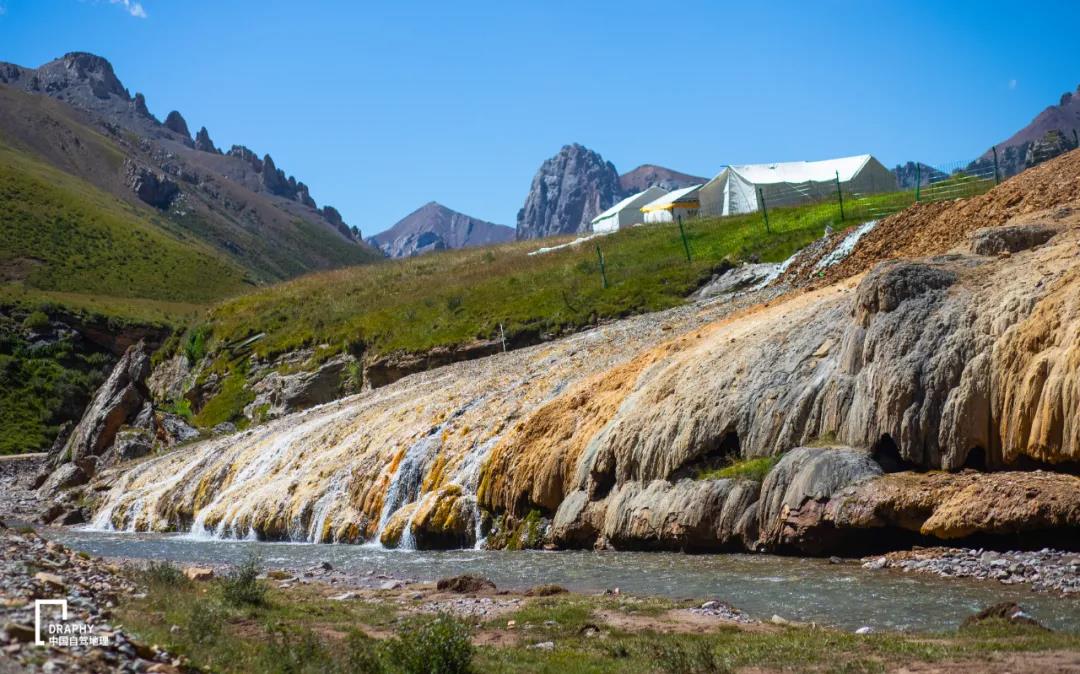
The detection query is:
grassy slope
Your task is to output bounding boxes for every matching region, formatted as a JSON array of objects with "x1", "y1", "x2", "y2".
[
  {"x1": 199, "y1": 195, "x2": 897, "y2": 370},
  {"x1": 0, "y1": 142, "x2": 251, "y2": 303},
  {"x1": 0, "y1": 142, "x2": 249, "y2": 453}
]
